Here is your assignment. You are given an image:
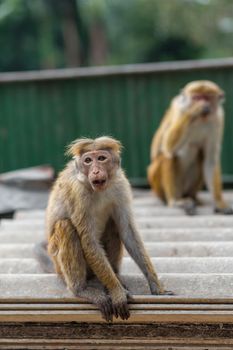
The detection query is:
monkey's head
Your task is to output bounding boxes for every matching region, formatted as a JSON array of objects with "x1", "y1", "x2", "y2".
[
  {"x1": 180, "y1": 80, "x2": 225, "y2": 117},
  {"x1": 67, "y1": 136, "x2": 122, "y2": 192}
]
